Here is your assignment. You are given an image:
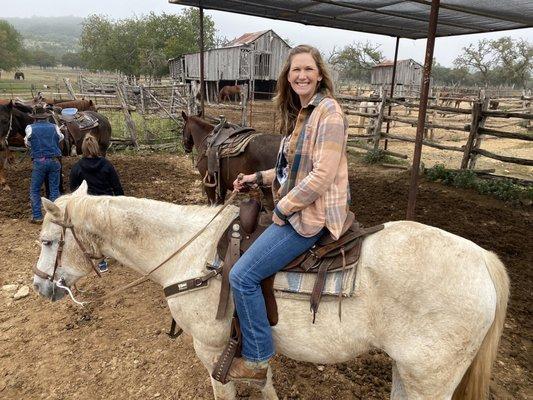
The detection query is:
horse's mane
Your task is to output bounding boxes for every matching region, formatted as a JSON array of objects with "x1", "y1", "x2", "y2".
[
  {"x1": 56, "y1": 193, "x2": 238, "y2": 244},
  {"x1": 189, "y1": 115, "x2": 214, "y2": 130}
]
